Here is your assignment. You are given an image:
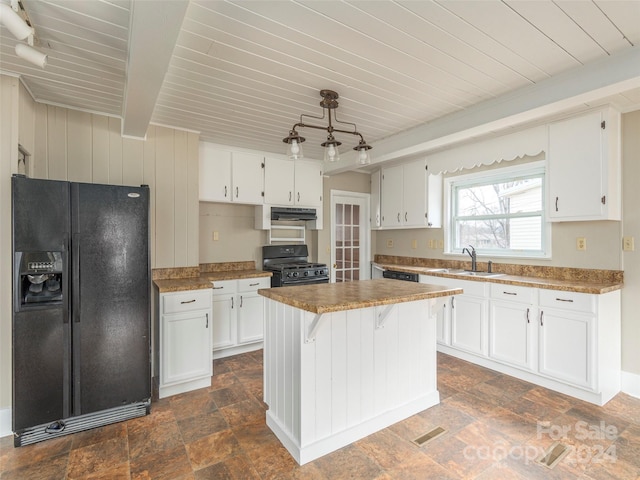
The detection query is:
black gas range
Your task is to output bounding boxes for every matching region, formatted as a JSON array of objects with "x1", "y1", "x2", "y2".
[{"x1": 262, "y1": 244, "x2": 329, "y2": 287}]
